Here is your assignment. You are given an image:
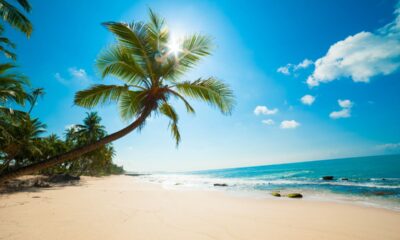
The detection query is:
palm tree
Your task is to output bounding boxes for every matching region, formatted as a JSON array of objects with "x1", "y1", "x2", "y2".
[
  {"x1": 0, "y1": 116, "x2": 45, "y2": 173},
  {"x1": 0, "y1": 9, "x2": 234, "y2": 183},
  {"x1": 75, "y1": 112, "x2": 106, "y2": 144},
  {"x1": 0, "y1": 0, "x2": 32, "y2": 37},
  {"x1": 27, "y1": 87, "x2": 45, "y2": 114}
]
